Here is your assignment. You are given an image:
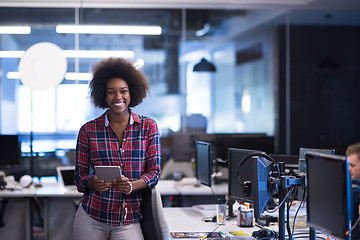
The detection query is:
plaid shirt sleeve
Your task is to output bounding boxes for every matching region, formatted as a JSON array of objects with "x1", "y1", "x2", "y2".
[
  {"x1": 74, "y1": 123, "x2": 91, "y2": 193},
  {"x1": 138, "y1": 117, "x2": 161, "y2": 188}
]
